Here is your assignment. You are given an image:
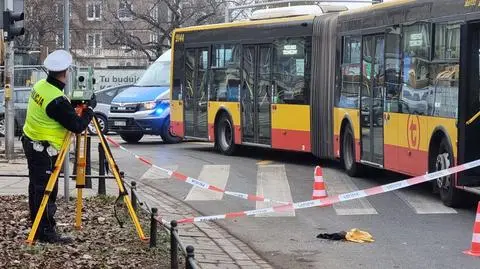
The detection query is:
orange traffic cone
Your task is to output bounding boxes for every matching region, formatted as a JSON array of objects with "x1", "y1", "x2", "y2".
[
  {"x1": 464, "y1": 202, "x2": 480, "y2": 257},
  {"x1": 312, "y1": 166, "x2": 327, "y2": 200}
]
